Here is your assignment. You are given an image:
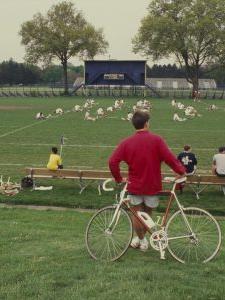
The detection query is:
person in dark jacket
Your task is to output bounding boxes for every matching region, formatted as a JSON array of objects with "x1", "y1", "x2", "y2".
[{"x1": 177, "y1": 145, "x2": 197, "y2": 175}]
